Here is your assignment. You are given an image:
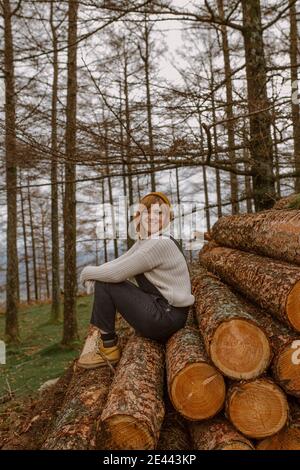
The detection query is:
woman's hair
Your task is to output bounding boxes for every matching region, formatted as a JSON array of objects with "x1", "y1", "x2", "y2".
[{"x1": 134, "y1": 192, "x2": 174, "y2": 235}]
